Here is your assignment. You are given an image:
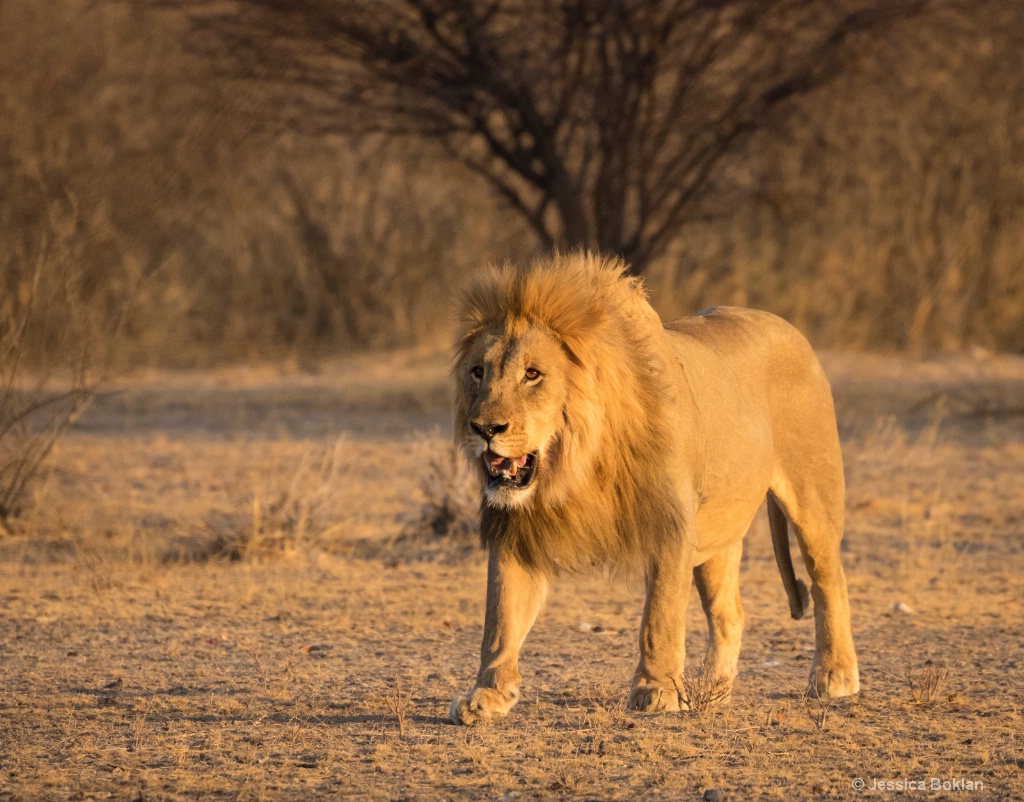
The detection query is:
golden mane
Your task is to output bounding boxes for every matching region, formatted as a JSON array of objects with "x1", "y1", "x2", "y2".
[{"x1": 453, "y1": 252, "x2": 686, "y2": 574}]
